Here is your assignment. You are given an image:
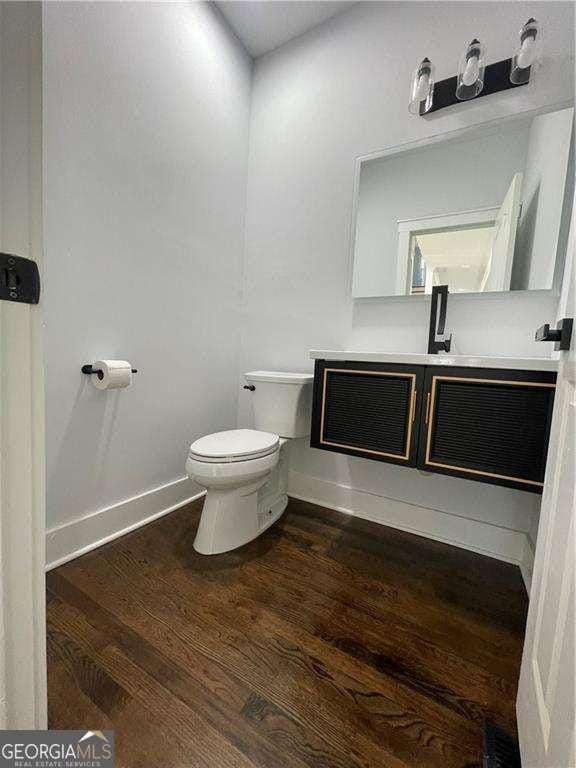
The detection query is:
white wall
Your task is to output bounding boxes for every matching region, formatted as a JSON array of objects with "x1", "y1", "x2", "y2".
[
  {"x1": 43, "y1": 2, "x2": 252, "y2": 557},
  {"x1": 353, "y1": 123, "x2": 531, "y2": 297},
  {"x1": 240, "y1": 1, "x2": 575, "y2": 564}
]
